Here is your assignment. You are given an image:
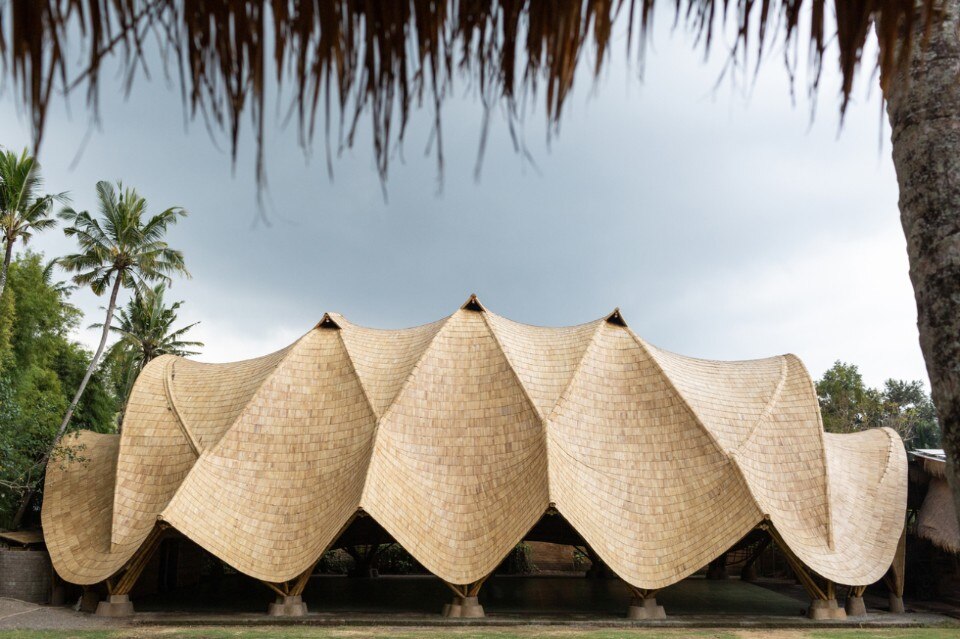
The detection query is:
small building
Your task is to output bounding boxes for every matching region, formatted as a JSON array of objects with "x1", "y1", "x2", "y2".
[{"x1": 907, "y1": 449, "x2": 960, "y2": 603}]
